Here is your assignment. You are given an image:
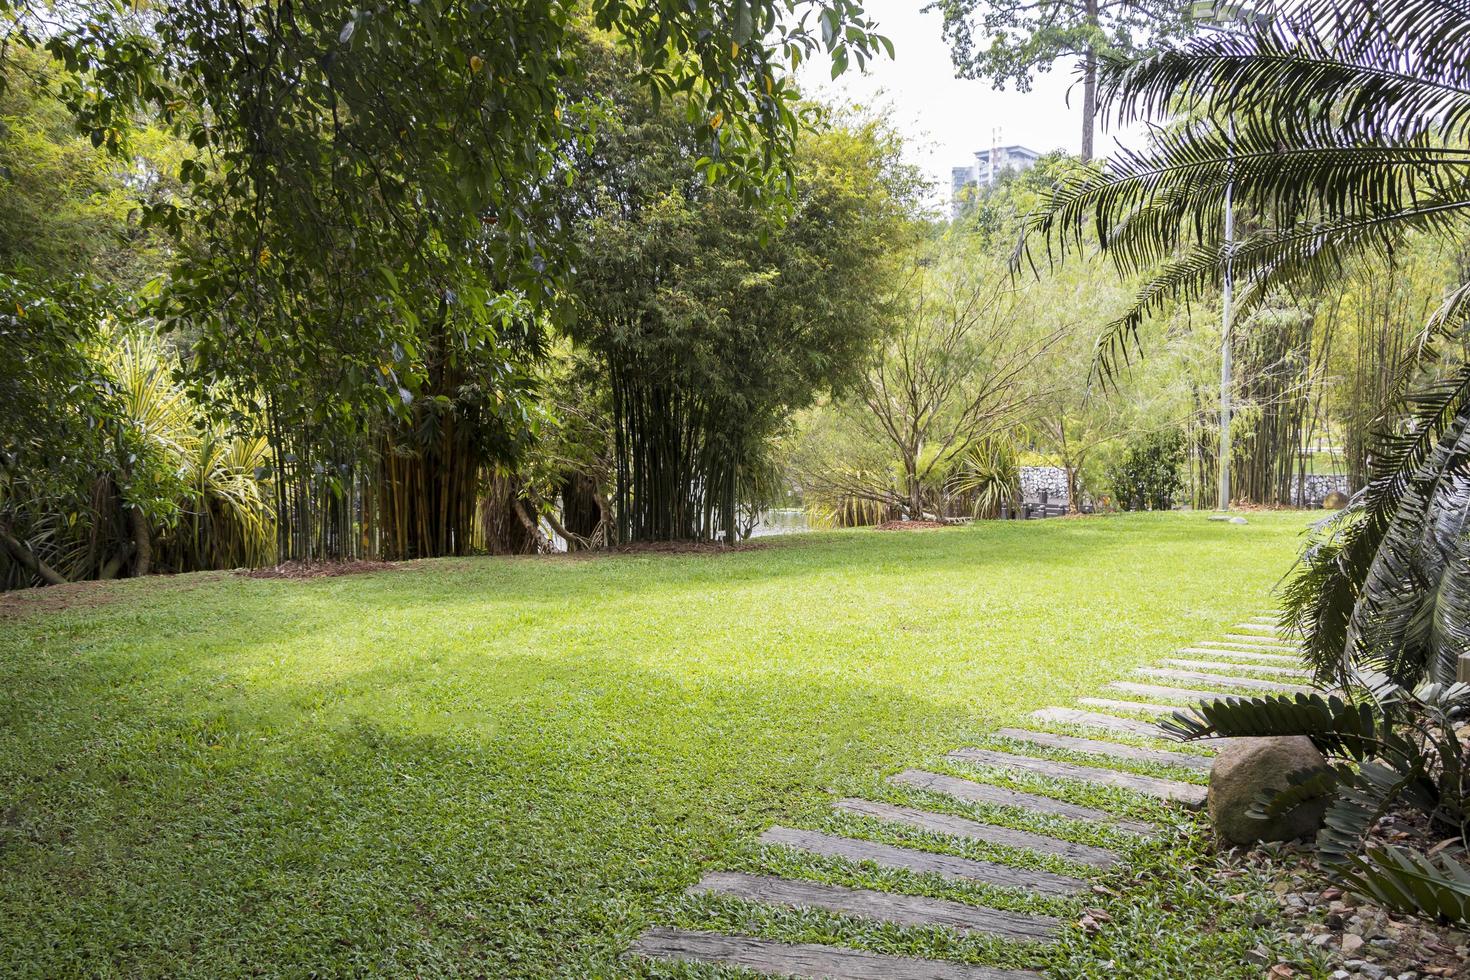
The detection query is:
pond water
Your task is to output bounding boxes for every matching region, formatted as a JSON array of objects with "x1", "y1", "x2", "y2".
[{"x1": 748, "y1": 507, "x2": 811, "y2": 538}]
